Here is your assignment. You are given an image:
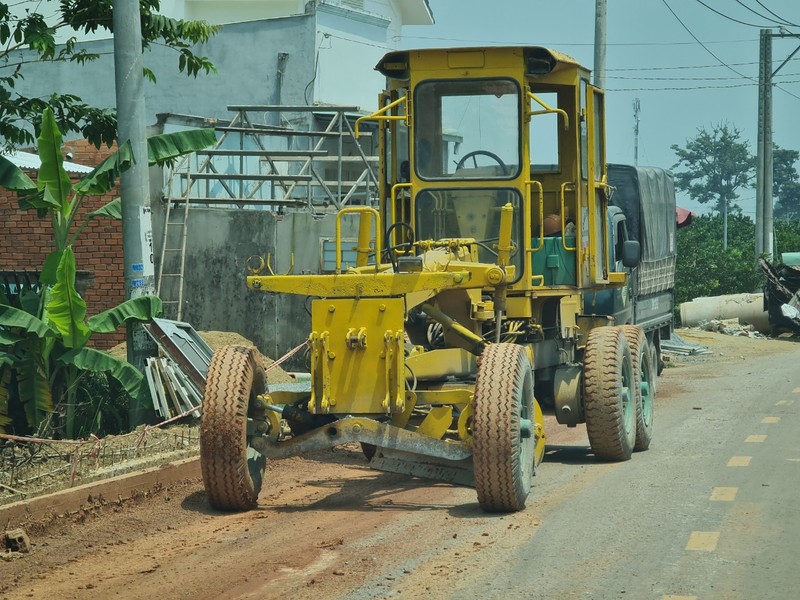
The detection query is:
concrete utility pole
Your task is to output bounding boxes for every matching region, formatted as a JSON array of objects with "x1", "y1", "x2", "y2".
[
  {"x1": 756, "y1": 28, "x2": 800, "y2": 262},
  {"x1": 113, "y1": 0, "x2": 158, "y2": 425},
  {"x1": 594, "y1": 0, "x2": 607, "y2": 90},
  {"x1": 633, "y1": 98, "x2": 641, "y2": 166},
  {"x1": 755, "y1": 29, "x2": 772, "y2": 261}
]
